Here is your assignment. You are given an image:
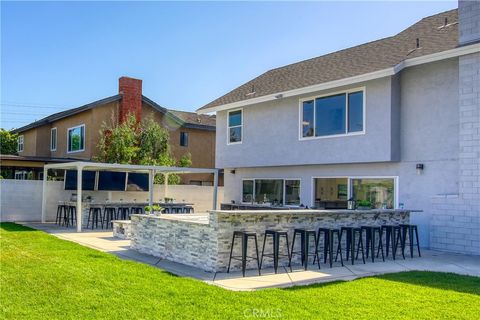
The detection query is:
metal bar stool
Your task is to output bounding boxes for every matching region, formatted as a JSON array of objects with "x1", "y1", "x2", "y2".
[
  {"x1": 227, "y1": 231, "x2": 261, "y2": 277},
  {"x1": 260, "y1": 230, "x2": 292, "y2": 273},
  {"x1": 361, "y1": 226, "x2": 385, "y2": 262},
  {"x1": 117, "y1": 205, "x2": 129, "y2": 220},
  {"x1": 66, "y1": 205, "x2": 76, "y2": 228},
  {"x1": 102, "y1": 207, "x2": 116, "y2": 229},
  {"x1": 55, "y1": 202, "x2": 67, "y2": 225},
  {"x1": 400, "y1": 224, "x2": 421, "y2": 258},
  {"x1": 337, "y1": 227, "x2": 365, "y2": 265},
  {"x1": 290, "y1": 229, "x2": 320, "y2": 270},
  {"x1": 381, "y1": 225, "x2": 404, "y2": 260},
  {"x1": 316, "y1": 228, "x2": 343, "y2": 268},
  {"x1": 87, "y1": 206, "x2": 103, "y2": 229}
]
